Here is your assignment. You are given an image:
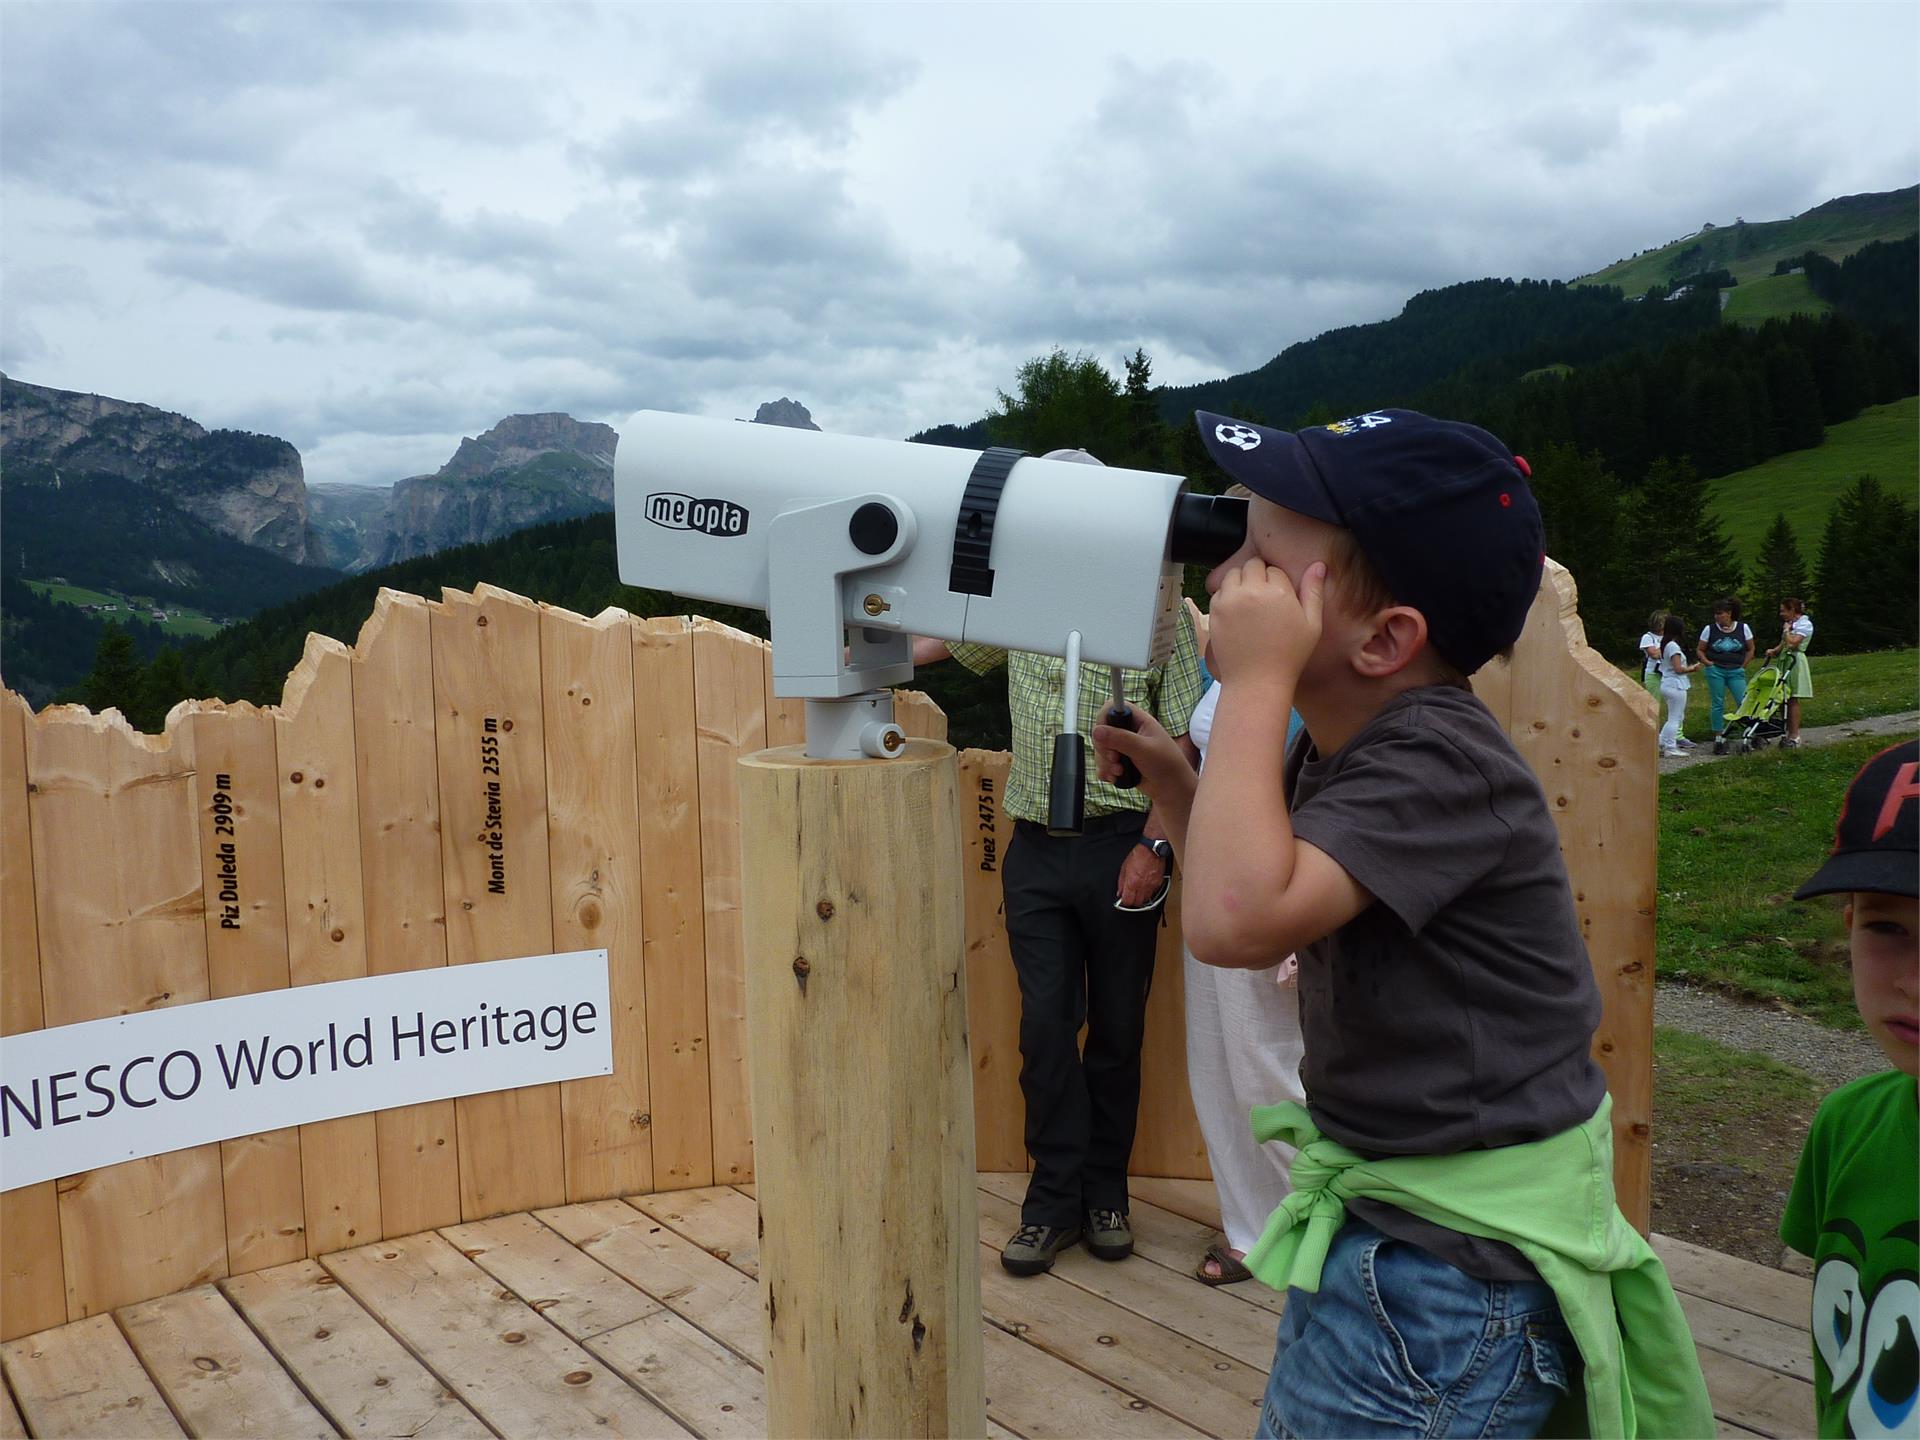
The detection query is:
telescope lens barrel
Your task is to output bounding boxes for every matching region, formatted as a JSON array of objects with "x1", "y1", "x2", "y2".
[{"x1": 1168, "y1": 493, "x2": 1249, "y2": 568}]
